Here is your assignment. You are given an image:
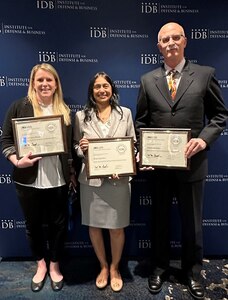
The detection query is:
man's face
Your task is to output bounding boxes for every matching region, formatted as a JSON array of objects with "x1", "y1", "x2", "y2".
[{"x1": 157, "y1": 23, "x2": 187, "y2": 63}]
